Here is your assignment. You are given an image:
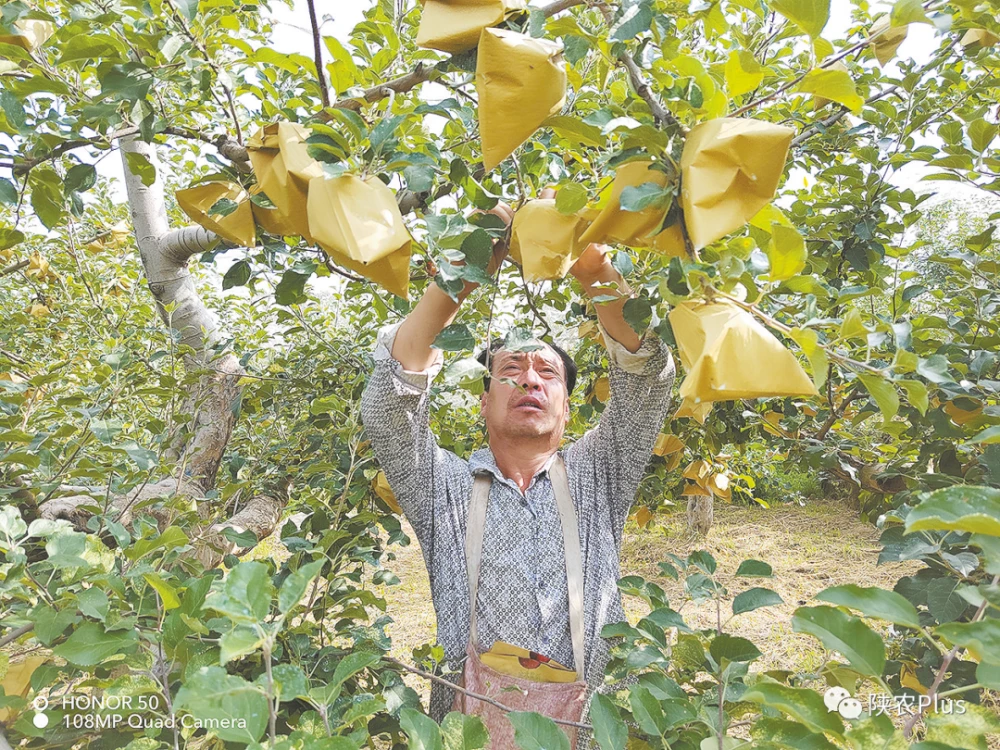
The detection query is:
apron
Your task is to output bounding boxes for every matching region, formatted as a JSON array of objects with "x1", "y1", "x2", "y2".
[{"x1": 453, "y1": 457, "x2": 589, "y2": 748}]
